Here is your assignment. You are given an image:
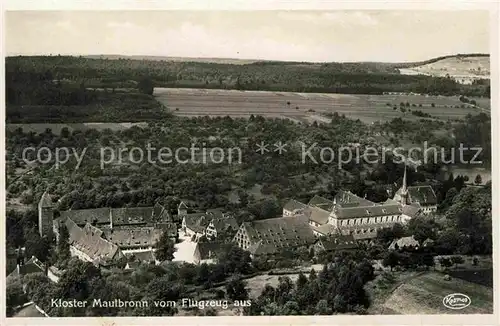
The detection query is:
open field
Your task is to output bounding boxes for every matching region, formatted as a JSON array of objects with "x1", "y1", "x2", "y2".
[
  {"x1": 154, "y1": 88, "x2": 487, "y2": 124},
  {"x1": 400, "y1": 56, "x2": 489, "y2": 78},
  {"x1": 382, "y1": 271, "x2": 493, "y2": 314}
]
